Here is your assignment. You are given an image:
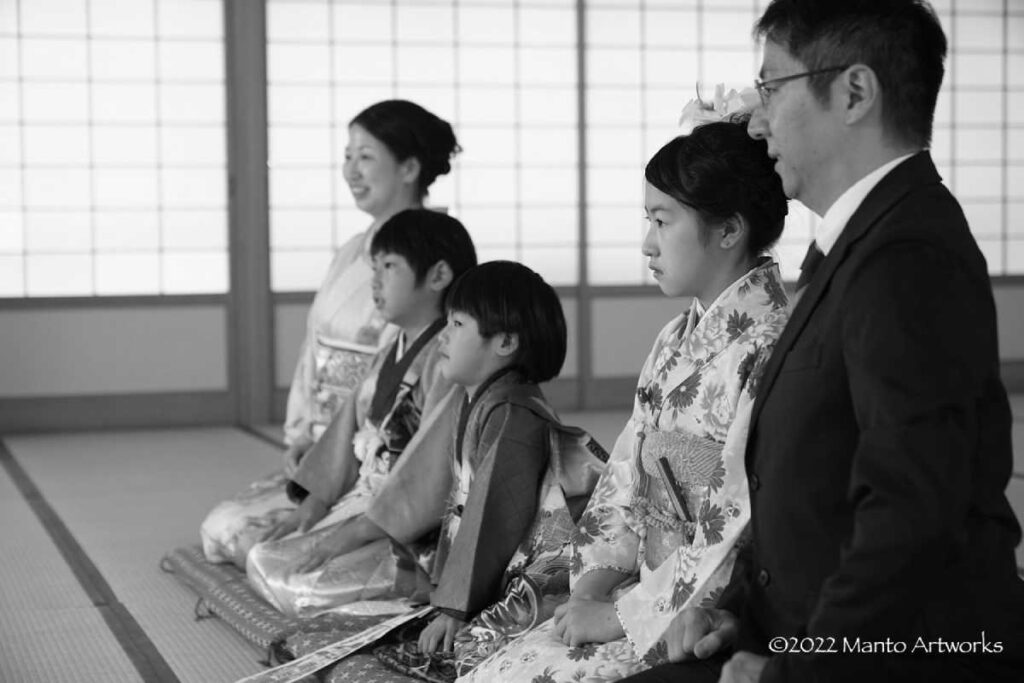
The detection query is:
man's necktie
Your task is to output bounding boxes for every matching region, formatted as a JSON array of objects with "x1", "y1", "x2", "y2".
[{"x1": 796, "y1": 242, "x2": 825, "y2": 291}]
